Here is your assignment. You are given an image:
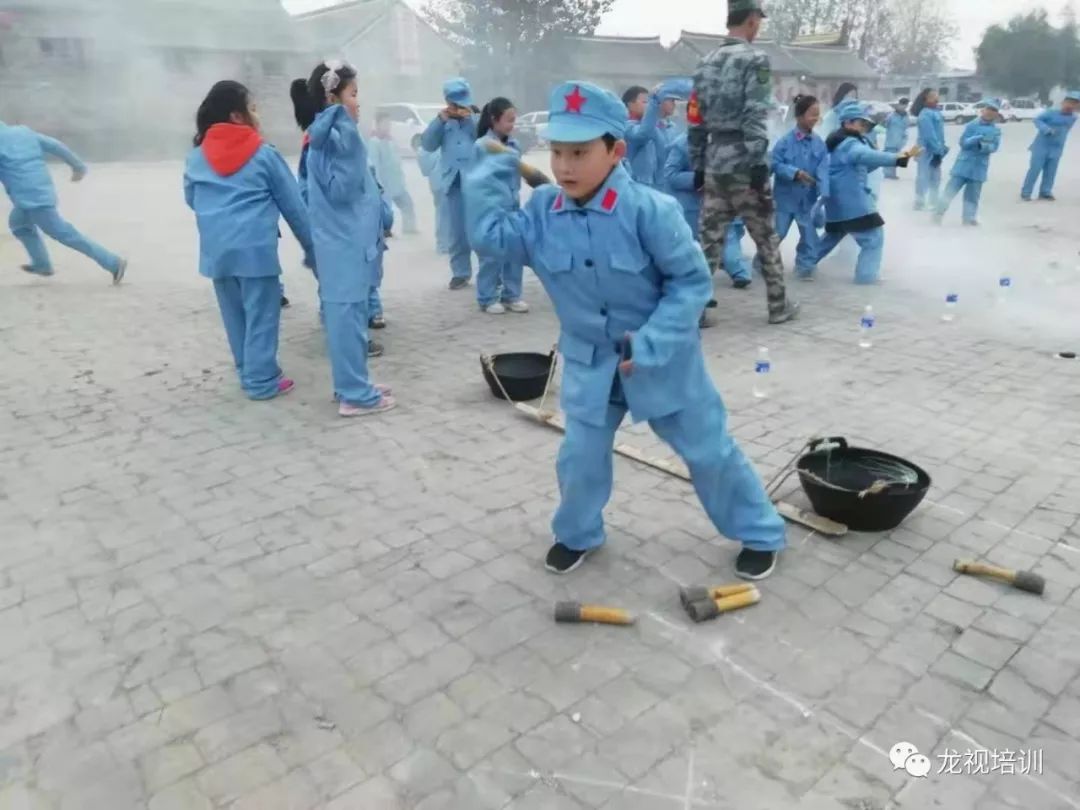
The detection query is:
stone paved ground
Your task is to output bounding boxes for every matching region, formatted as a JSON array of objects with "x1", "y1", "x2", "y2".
[{"x1": 1, "y1": 124, "x2": 1079, "y2": 810}]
